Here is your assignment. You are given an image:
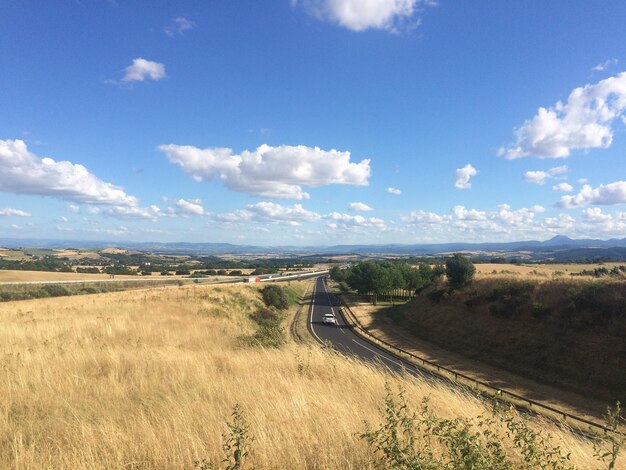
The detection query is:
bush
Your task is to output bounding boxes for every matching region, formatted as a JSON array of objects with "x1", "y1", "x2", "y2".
[
  {"x1": 261, "y1": 285, "x2": 289, "y2": 310},
  {"x1": 361, "y1": 384, "x2": 575, "y2": 470},
  {"x1": 445, "y1": 254, "x2": 476, "y2": 289}
]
